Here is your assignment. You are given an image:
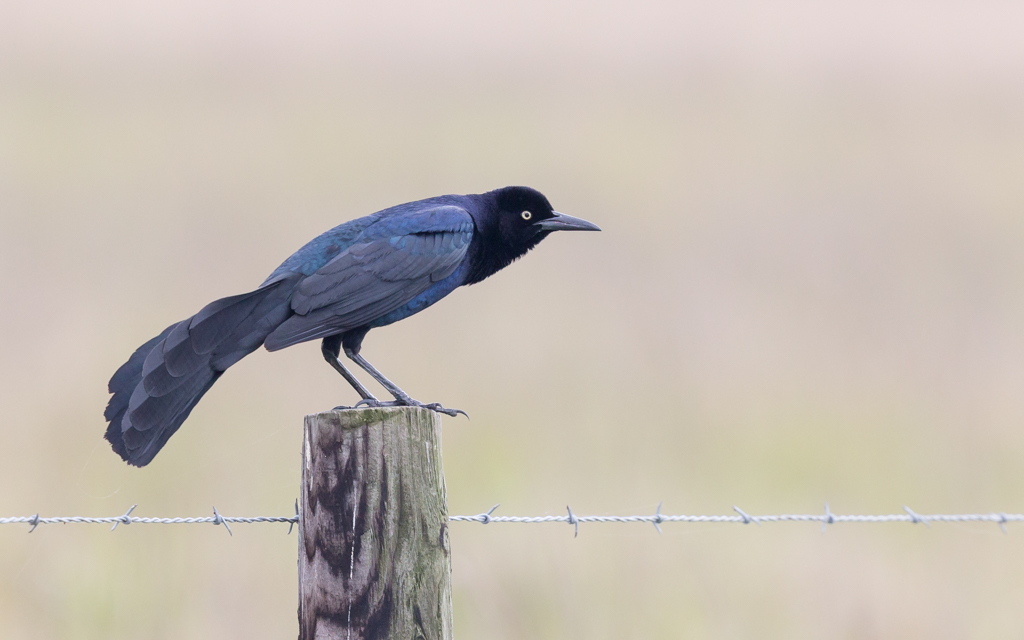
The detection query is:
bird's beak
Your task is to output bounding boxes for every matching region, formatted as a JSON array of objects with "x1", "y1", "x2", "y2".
[{"x1": 537, "y1": 211, "x2": 602, "y2": 232}]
